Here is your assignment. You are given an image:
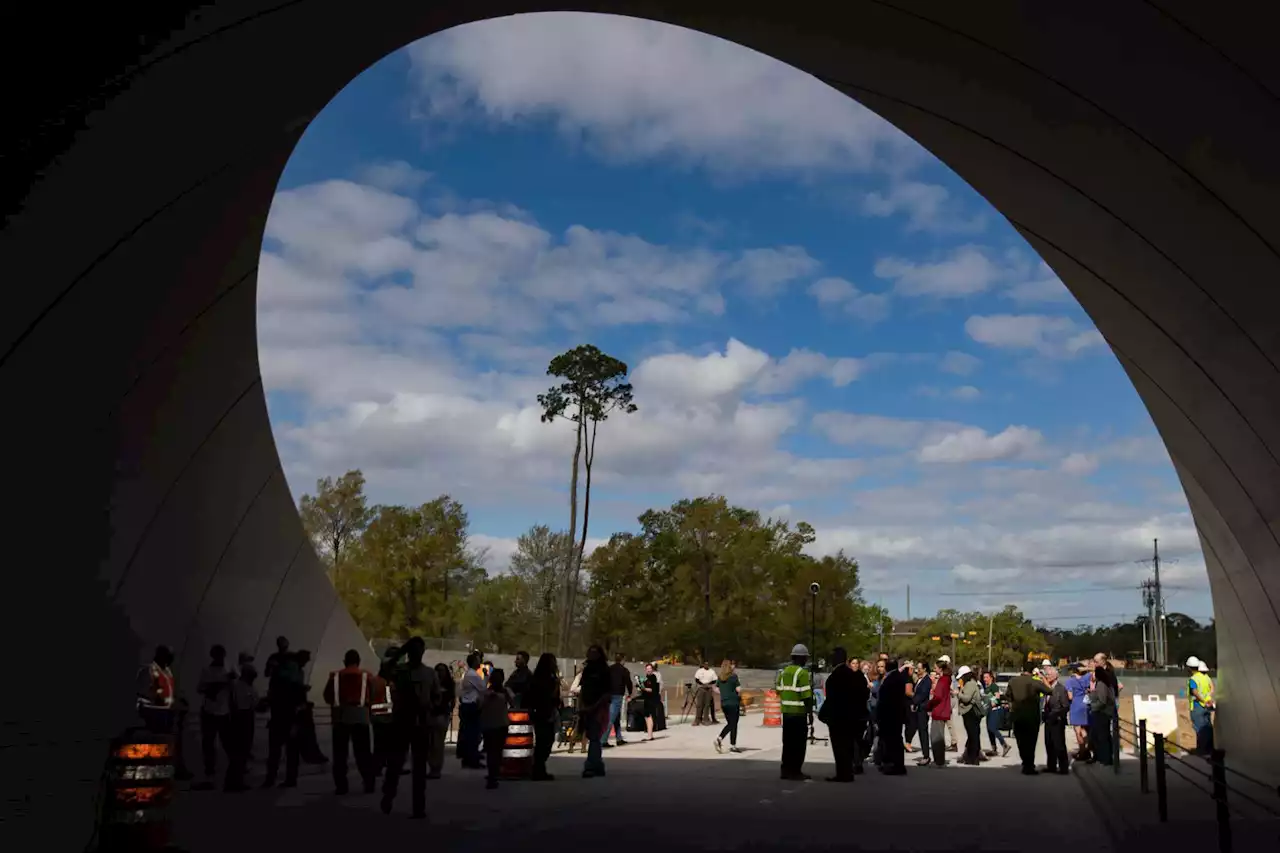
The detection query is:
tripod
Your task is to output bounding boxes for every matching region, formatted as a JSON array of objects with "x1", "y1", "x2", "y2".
[{"x1": 679, "y1": 682, "x2": 697, "y2": 724}]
